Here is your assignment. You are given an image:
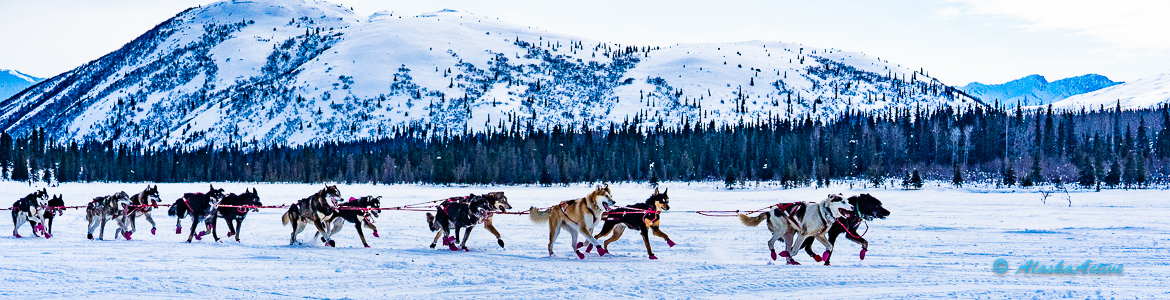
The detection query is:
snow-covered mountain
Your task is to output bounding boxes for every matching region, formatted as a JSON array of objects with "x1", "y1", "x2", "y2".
[
  {"x1": 1046, "y1": 72, "x2": 1170, "y2": 111},
  {"x1": 960, "y1": 74, "x2": 1118, "y2": 108},
  {"x1": 0, "y1": 69, "x2": 42, "y2": 101},
  {"x1": 0, "y1": 0, "x2": 979, "y2": 147}
]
